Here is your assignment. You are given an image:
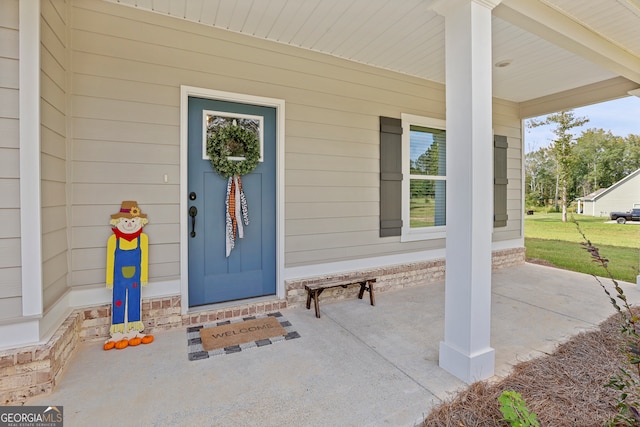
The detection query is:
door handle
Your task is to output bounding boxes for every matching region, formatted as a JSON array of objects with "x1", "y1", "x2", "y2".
[{"x1": 189, "y1": 206, "x2": 198, "y2": 237}]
